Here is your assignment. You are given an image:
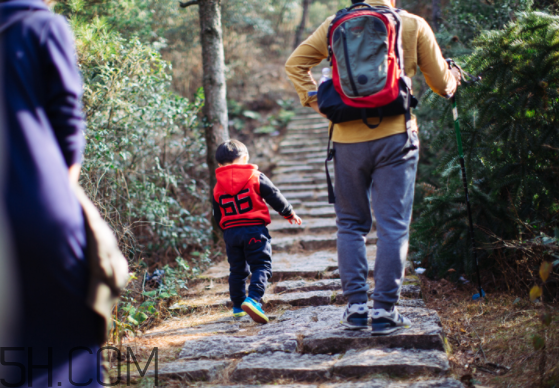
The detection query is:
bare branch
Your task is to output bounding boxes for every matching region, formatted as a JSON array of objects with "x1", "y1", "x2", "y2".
[{"x1": 179, "y1": 0, "x2": 199, "y2": 8}]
